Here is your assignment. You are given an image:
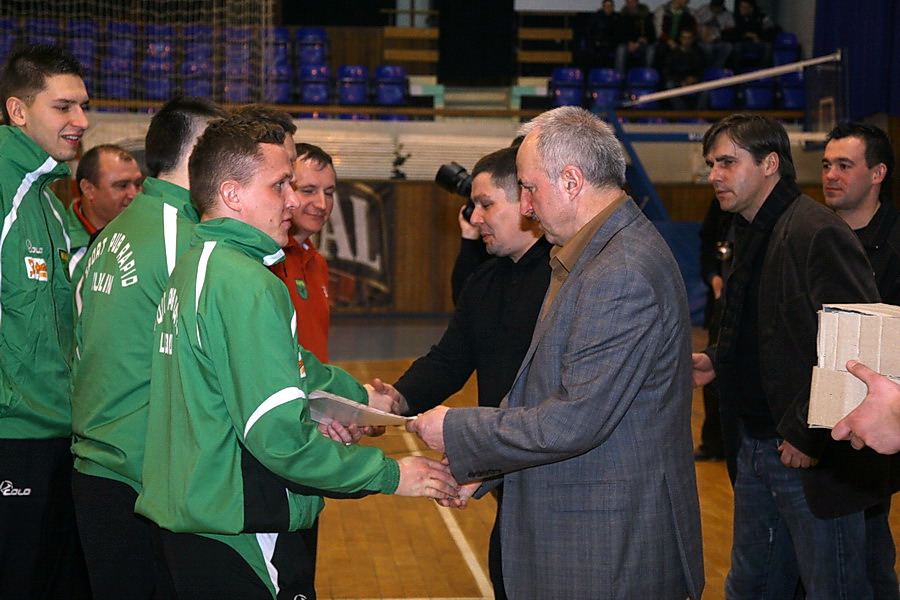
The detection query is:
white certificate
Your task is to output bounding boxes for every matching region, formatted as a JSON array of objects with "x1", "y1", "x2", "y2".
[{"x1": 308, "y1": 390, "x2": 413, "y2": 427}]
